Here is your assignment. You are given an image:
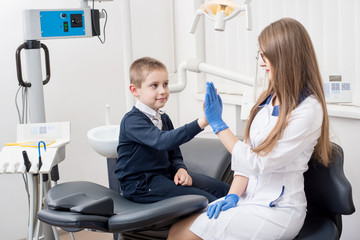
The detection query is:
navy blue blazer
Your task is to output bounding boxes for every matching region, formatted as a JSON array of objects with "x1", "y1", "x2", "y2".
[{"x1": 115, "y1": 107, "x2": 203, "y2": 184}]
